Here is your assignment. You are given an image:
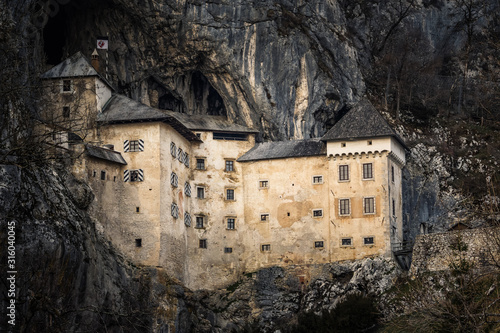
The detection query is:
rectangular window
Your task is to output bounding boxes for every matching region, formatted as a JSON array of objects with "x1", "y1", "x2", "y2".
[
  {"x1": 226, "y1": 189, "x2": 235, "y2": 200},
  {"x1": 197, "y1": 187, "x2": 205, "y2": 199},
  {"x1": 363, "y1": 163, "x2": 373, "y2": 180},
  {"x1": 261, "y1": 244, "x2": 271, "y2": 252},
  {"x1": 259, "y1": 180, "x2": 269, "y2": 189},
  {"x1": 129, "y1": 140, "x2": 140, "y2": 152},
  {"x1": 224, "y1": 247, "x2": 233, "y2": 253},
  {"x1": 124, "y1": 169, "x2": 144, "y2": 182},
  {"x1": 170, "y1": 142, "x2": 177, "y2": 158},
  {"x1": 100, "y1": 170, "x2": 106, "y2": 180},
  {"x1": 364, "y1": 197, "x2": 375, "y2": 214},
  {"x1": 364, "y1": 237, "x2": 374, "y2": 245},
  {"x1": 124, "y1": 139, "x2": 144, "y2": 152},
  {"x1": 391, "y1": 166, "x2": 395, "y2": 182},
  {"x1": 171, "y1": 203, "x2": 179, "y2": 219},
  {"x1": 339, "y1": 198, "x2": 350, "y2": 216},
  {"x1": 185, "y1": 182, "x2": 191, "y2": 197},
  {"x1": 367, "y1": 140, "x2": 372, "y2": 145},
  {"x1": 170, "y1": 172, "x2": 178, "y2": 187},
  {"x1": 136, "y1": 207, "x2": 140, "y2": 213},
  {"x1": 135, "y1": 239, "x2": 142, "y2": 247},
  {"x1": 392, "y1": 199, "x2": 396, "y2": 216},
  {"x1": 313, "y1": 209, "x2": 323, "y2": 217},
  {"x1": 225, "y1": 160, "x2": 234, "y2": 172},
  {"x1": 63, "y1": 106, "x2": 70, "y2": 118},
  {"x1": 314, "y1": 241, "x2": 324, "y2": 248},
  {"x1": 312, "y1": 175, "x2": 323, "y2": 184},
  {"x1": 199, "y1": 239, "x2": 207, "y2": 249},
  {"x1": 184, "y1": 153, "x2": 190, "y2": 168},
  {"x1": 260, "y1": 214, "x2": 269, "y2": 222},
  {"x1": 177, "y1": 148, "x2": 183, "y2": 161},
  {"x1": 184, "y1": 212, "x2": 192, "y2": 227},
  {"x1": 195, "y1": 216, "x2": 204, "y2": 228},
  {"x1": 227, "y1": 218, "x2": 235, "y2": 230},
  {"x1": 62, "y1": 79, "x2": 71, "y2": 92},
  {"x1": 339, "y1": 165, "x2": 349, "y2": 181},
  {"x1": 213, "y1": 132, "x2": 248, "y2": 141},
  {"x1": 341, "y1": 238, "x2": 352, "y2": 246},
  {"x1": 196, "y1": 158, "x2": 205, "y2": 170}
]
